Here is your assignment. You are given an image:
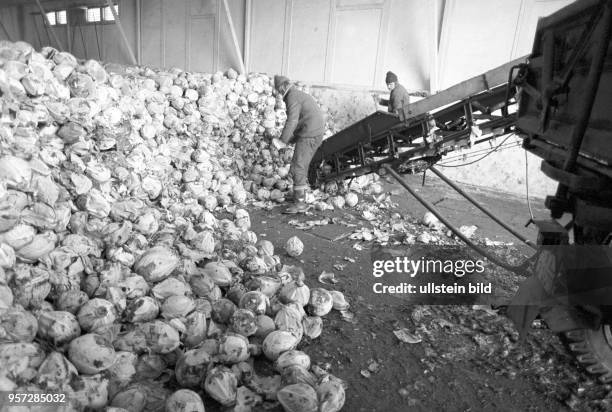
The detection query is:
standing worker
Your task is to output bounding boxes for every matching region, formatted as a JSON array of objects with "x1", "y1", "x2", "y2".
[
  {"x1": 273, "y1": 75, "x2": 325, "y2": 214},
  {"x1": 374, "y1": 71, "x2": 411, "y2": 115}
]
